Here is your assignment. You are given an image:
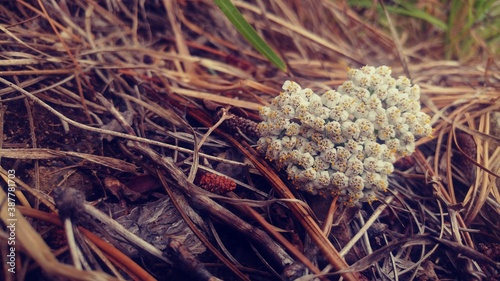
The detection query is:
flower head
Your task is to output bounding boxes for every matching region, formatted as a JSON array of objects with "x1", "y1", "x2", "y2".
[{"x1": 257, "y1": 66, "x2": 432, "y2": 204}]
